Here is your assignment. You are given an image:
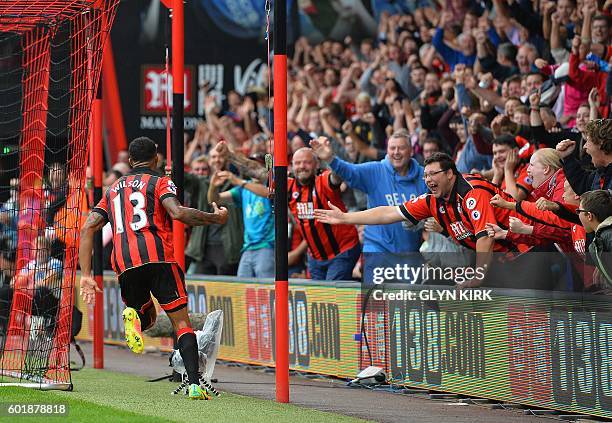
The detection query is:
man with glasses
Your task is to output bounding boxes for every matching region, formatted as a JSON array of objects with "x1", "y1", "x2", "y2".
[{"x1": 315, "y1": 153, "x2": 535, "y2": 288}]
